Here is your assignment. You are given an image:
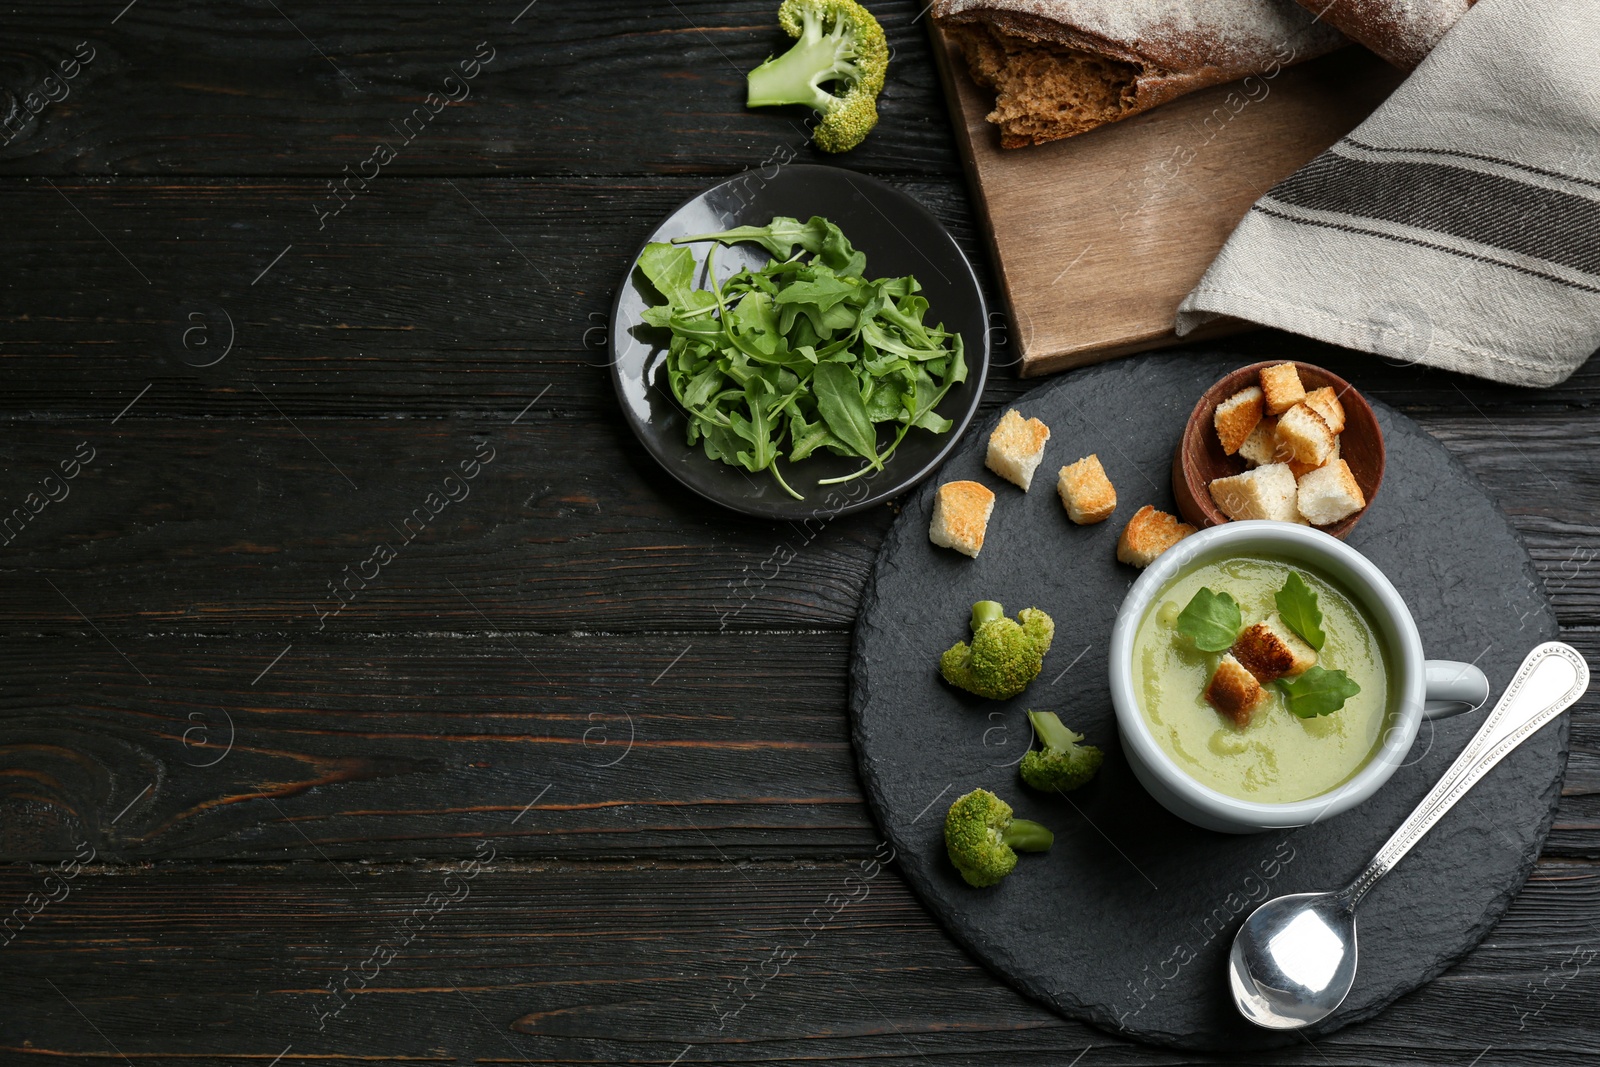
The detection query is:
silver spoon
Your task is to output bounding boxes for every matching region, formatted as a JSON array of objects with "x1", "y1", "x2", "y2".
[{"x1": 1229, "y1": 641, "x2": 1589, "y2": 1030}]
